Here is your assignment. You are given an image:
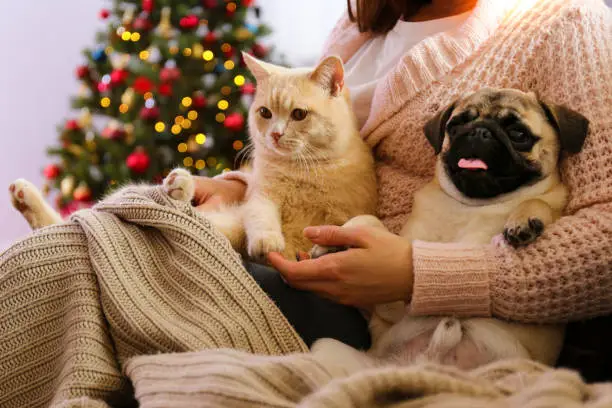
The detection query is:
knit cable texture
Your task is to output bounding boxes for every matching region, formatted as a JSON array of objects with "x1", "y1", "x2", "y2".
[
  {"x1": 0, "y1": 185, "x2": 307, "y2": 408},
  {"x1": 126, "y1": 349, "x2": 612, "y2": 407}
]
